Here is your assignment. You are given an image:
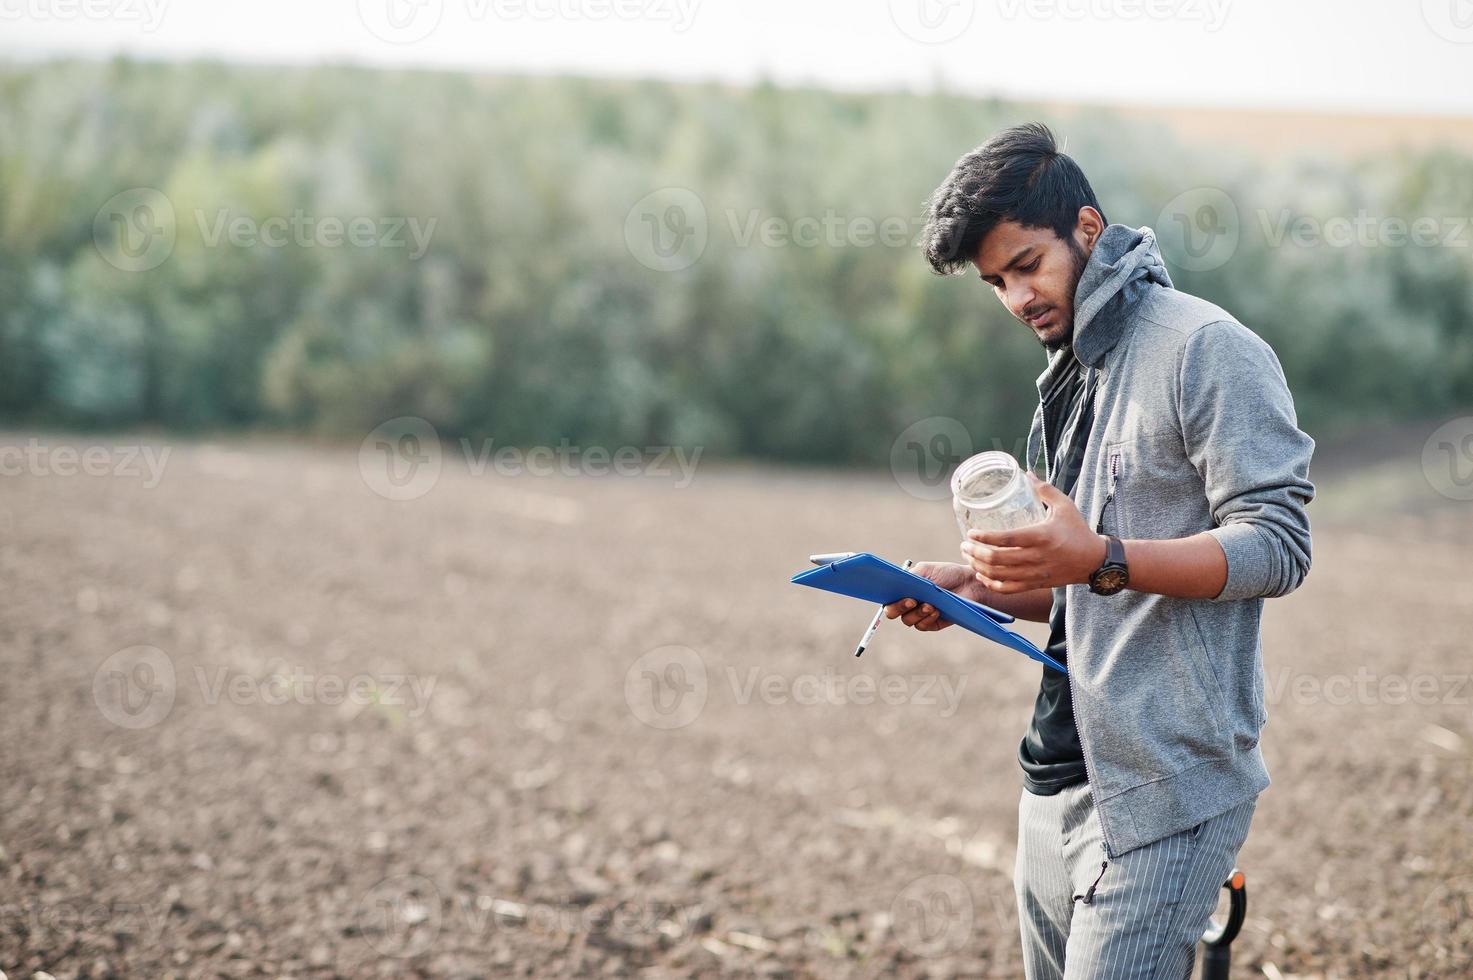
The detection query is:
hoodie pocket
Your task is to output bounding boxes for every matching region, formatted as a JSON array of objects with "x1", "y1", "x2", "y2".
[{"x1": 1183, "y1": 605, "x2": 1233, "y2": 752}]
